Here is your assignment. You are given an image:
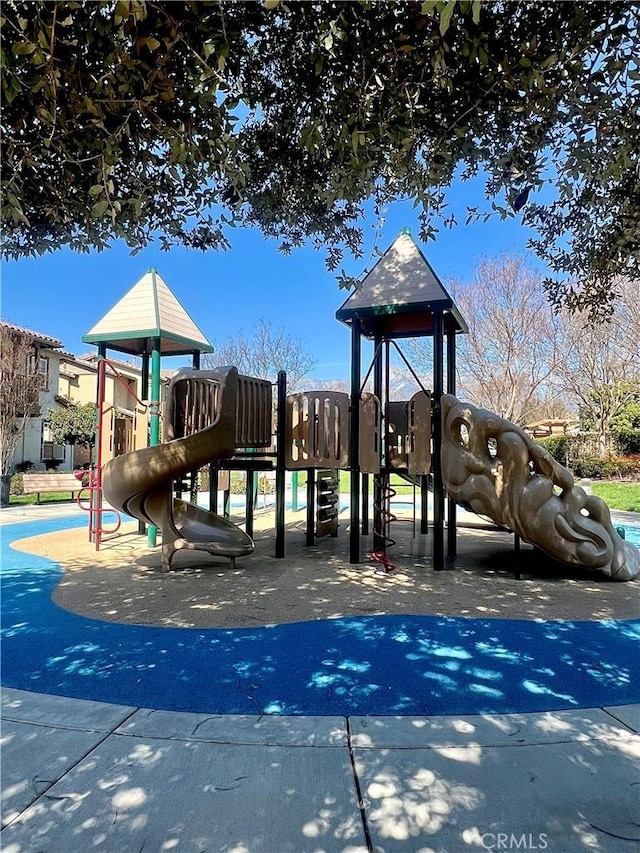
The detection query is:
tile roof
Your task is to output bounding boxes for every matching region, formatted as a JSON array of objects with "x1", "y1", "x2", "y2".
[{"x1": 0, "y1": 321, "x2": 63, "y2": 349}]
